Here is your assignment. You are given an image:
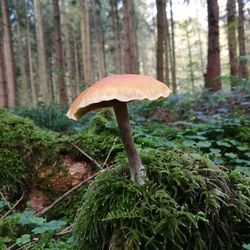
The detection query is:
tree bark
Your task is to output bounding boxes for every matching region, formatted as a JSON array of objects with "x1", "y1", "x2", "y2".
[
  {"x1": 237, "y1": 0, "x2": 248, "y2": 80},
  {"x1": 227, "y1": 0, "x2": 238, "y2": 83},
  {"x1": 156, "y1": 0, "x2": 164, "y2": 82},
  {"x1": 25, "y1": 1, "x2": 37, "y2": 106},
  {"x1": 61, "y1": 0, "x2": 73, "y2": 100},
  {"x1": 123, "y1": 0, "x2": 138, "y2": 74},
  {"x1": 33, "y1": 0, "x2": 50, "y2": 104},
  {"x1": 14, "y1": 0, "x2": 29, "y2": 106},
  {"x1": 185, "y1": 20, "x2": 195, "y2": 93},
  {"x1": 1, "y1": 0, "x2": 17, "y2": 107},
  {"x1": 164, "y1": 0, "x2": 170, "y2": 85},
  {"x1": 92, "y1": 0, "x2": 106, "y2": 79},
  {"x1": 0, "y1": 41, "x2": 8, "y2": 108},
  {"x1": 205, "y1": 0, "x2": 221, "y2": 91},
  {"x1": 53, "y1": 0, "x2": 68, "y2": 105},
  {"x1": 110, "y1": 0, "x2": 123, "y2": 73},
  {"x1": 80, "y1": 0, "x2": 92, "y2": 85},
  {"x1": 169, "y1": 0, "x2": 177, "y2": 94}
]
